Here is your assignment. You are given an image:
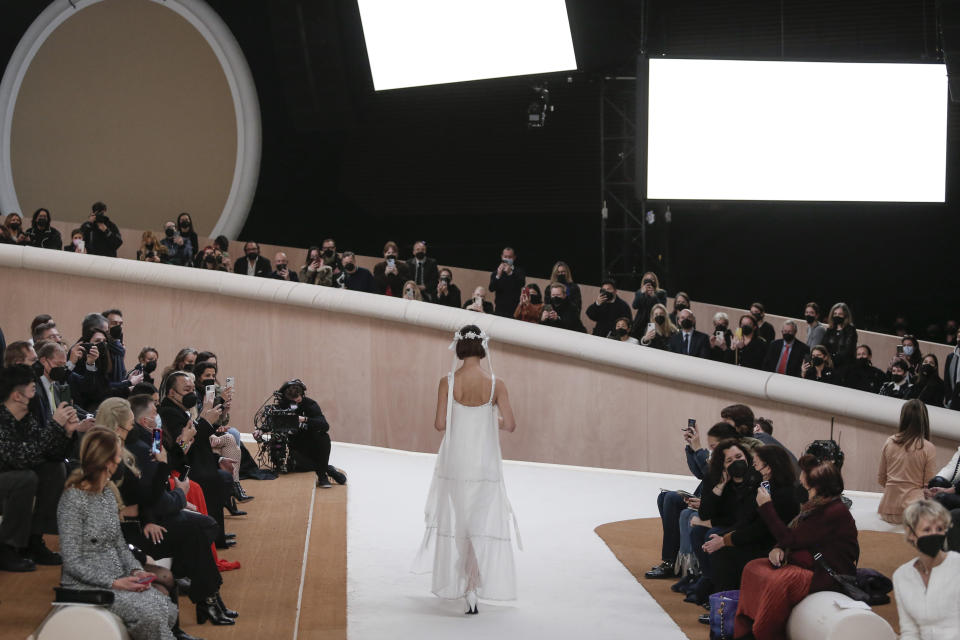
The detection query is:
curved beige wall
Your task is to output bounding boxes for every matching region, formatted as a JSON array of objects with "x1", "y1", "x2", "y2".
[{"x1": 10, "y1": 0, "x2": 235, "y2": 235}]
